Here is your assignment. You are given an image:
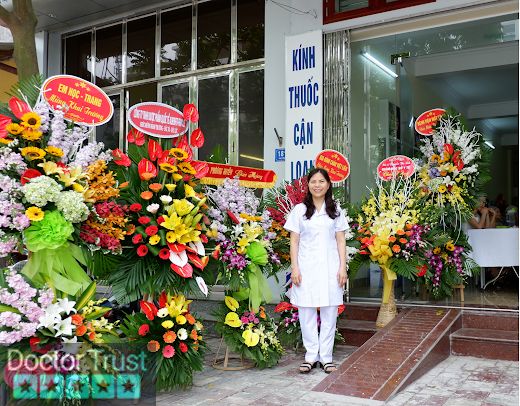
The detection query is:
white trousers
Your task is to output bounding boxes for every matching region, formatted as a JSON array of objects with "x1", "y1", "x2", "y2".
[{"x1": 298, "y1": 306, "x2": 338, "y2": 364}]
